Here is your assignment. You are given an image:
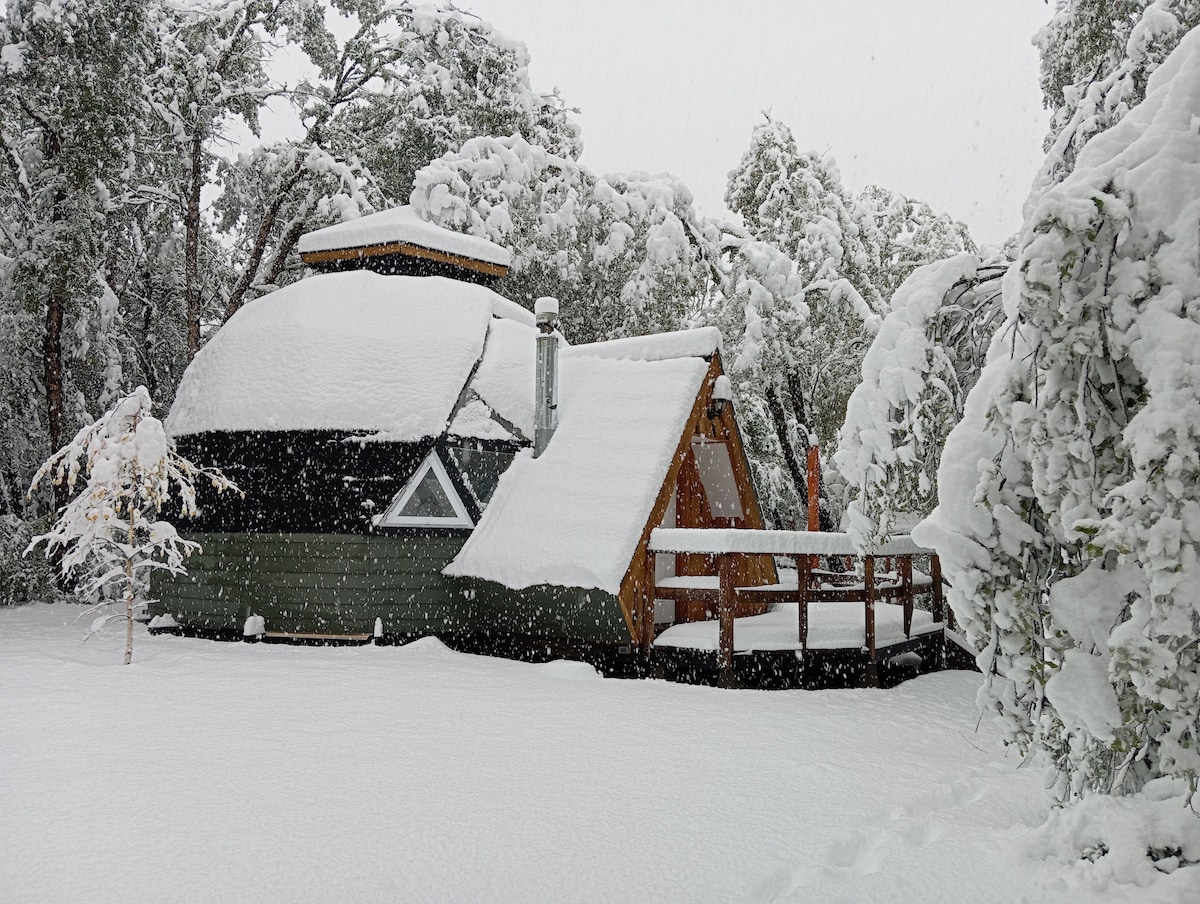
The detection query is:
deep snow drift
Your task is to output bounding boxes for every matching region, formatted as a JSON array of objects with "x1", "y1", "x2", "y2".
[{"x1": 1, "y1": 604, "x2": 1196, "y2": 904}]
